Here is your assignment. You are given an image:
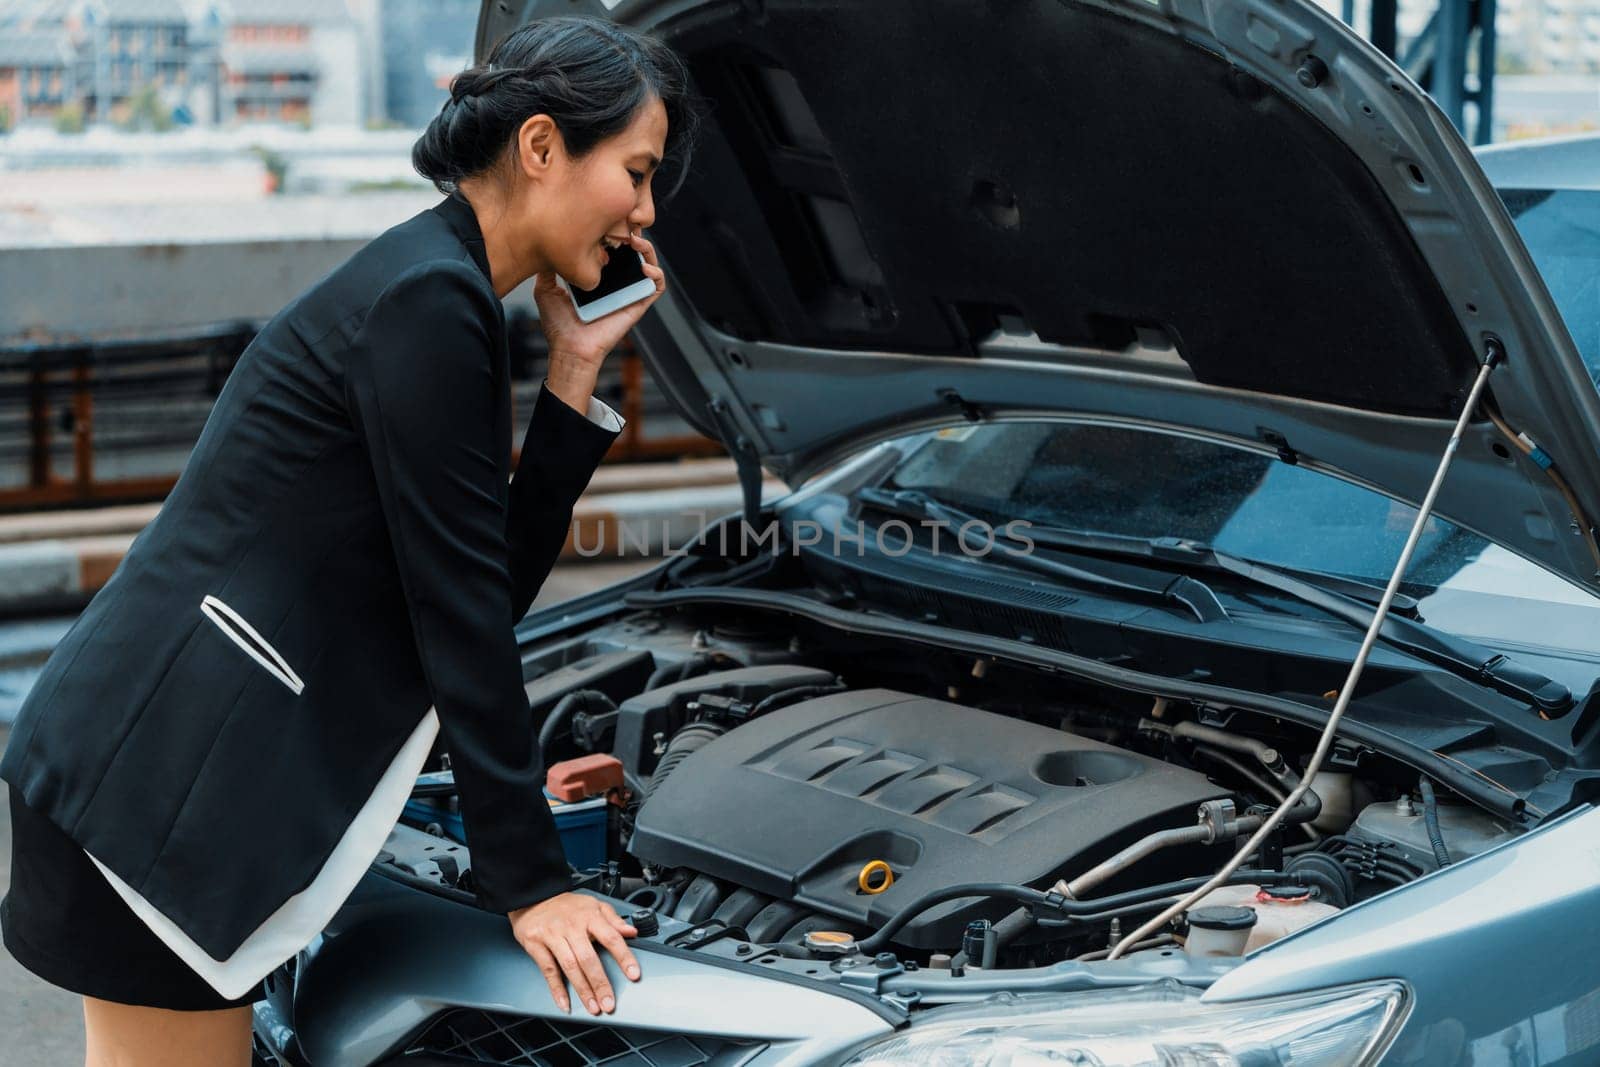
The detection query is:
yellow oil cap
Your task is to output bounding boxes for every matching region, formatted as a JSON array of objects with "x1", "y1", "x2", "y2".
[
  {"x1": 857, "y1": 860, "x2": 894, "y2": 894},
  {"x1": 802, "y1": 930, "x2": 860, "y2": 957}
]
